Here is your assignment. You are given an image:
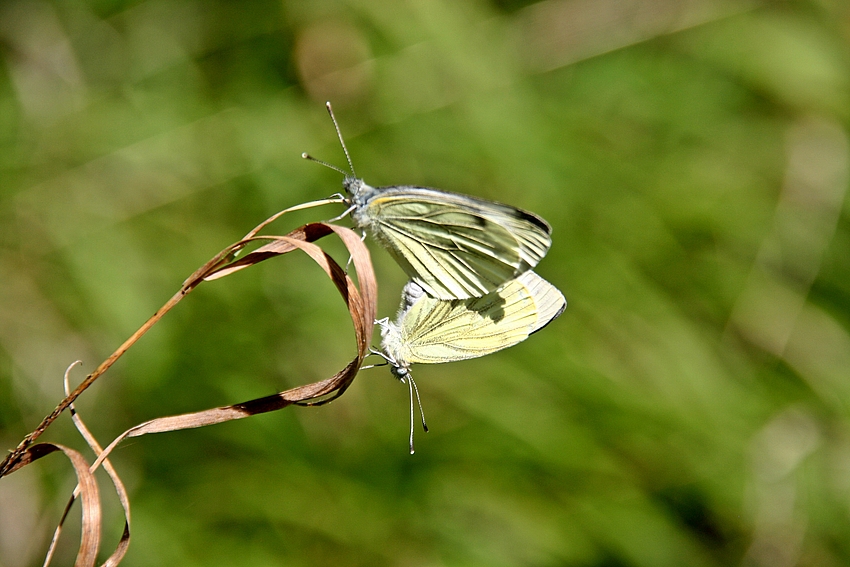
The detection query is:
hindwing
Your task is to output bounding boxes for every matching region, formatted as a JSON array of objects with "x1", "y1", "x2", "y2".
[{"x1": 395, "y1": 271, "x2": 564, "y2": 365}]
